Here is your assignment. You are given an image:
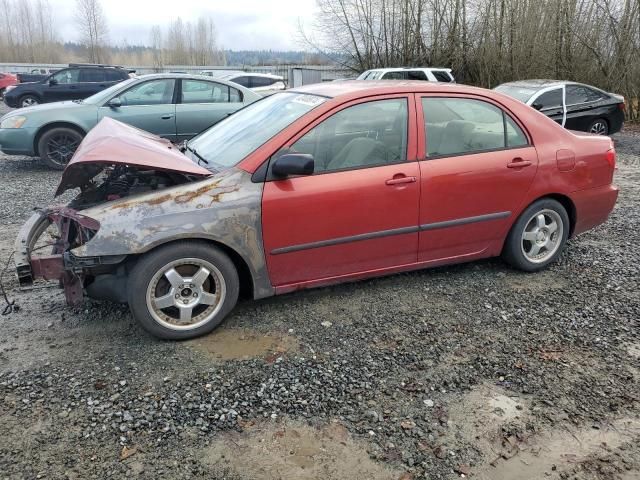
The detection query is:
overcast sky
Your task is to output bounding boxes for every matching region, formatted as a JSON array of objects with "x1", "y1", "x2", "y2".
[{"x1": 48, "y1": 0, "x2": 318, "y2": 50}]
